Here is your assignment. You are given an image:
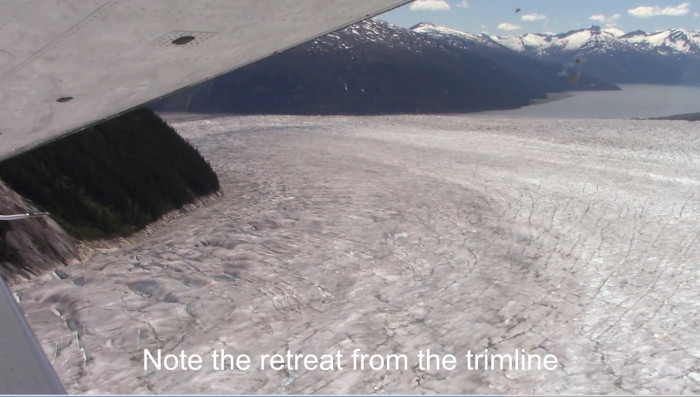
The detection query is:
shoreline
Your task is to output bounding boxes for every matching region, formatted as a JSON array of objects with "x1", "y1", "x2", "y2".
[{"x1": 528, "y1": 92, "x2": 574, "y2": 106}]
